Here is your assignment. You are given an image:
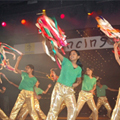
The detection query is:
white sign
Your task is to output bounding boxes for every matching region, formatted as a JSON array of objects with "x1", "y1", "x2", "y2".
[
  {"x1": 14, "y1": 42, "x2": 44, "y2": 55},
  {"x1": 14, "y1": 36, "x2": 113, "y2": 54},
  {"x1": 65, "y1": 36, "x2": 113, "y2": 51}
]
